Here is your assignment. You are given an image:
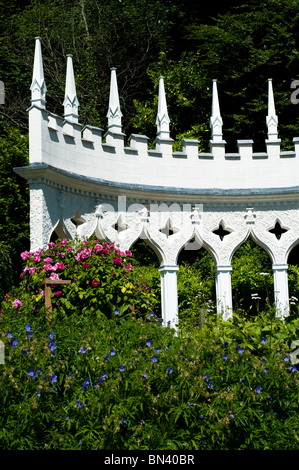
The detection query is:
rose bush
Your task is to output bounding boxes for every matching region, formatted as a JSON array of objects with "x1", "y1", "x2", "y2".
[{"x1": 17, "y1": 238, "x2": 158, "y2": 321}]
